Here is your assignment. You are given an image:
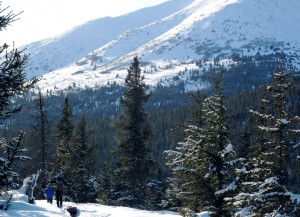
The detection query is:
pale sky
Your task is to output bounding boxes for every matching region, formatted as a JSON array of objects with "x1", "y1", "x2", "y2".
[{"x1": 1, "y1": 0, "x2": 170, "y2": 47}]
